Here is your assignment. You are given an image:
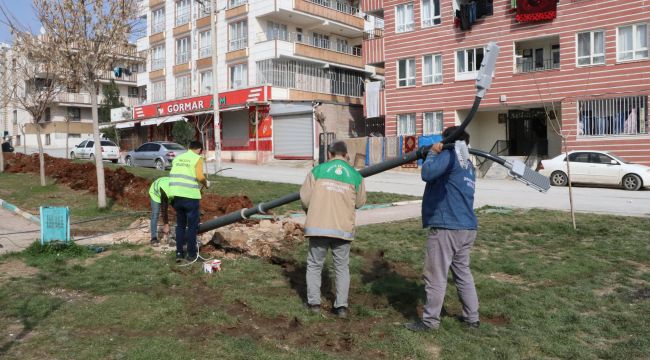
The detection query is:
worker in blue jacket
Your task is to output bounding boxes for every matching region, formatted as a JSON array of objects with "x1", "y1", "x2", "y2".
[{"x1": 405, "y1": 126, "x2": 480, "y2": 332}]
